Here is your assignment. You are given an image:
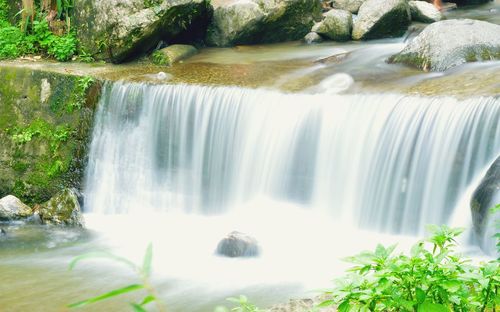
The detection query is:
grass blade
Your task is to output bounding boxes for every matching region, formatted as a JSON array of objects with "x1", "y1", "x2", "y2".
[
  {"x1": 142, "y1": 243, "x2": 153, "y2": 277},
  {"x1": 68, "y1": 251, "x2": 137, "y2": 271},
  {"x1": 68, "y1": 284, "x2": 144, "y2": 308},
  {"x1": 140, "y1": 295, "x2": 156, "y2": 306},
  {"x1": 130, "y1": 303, "x2": 148, "y2": 312}
]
